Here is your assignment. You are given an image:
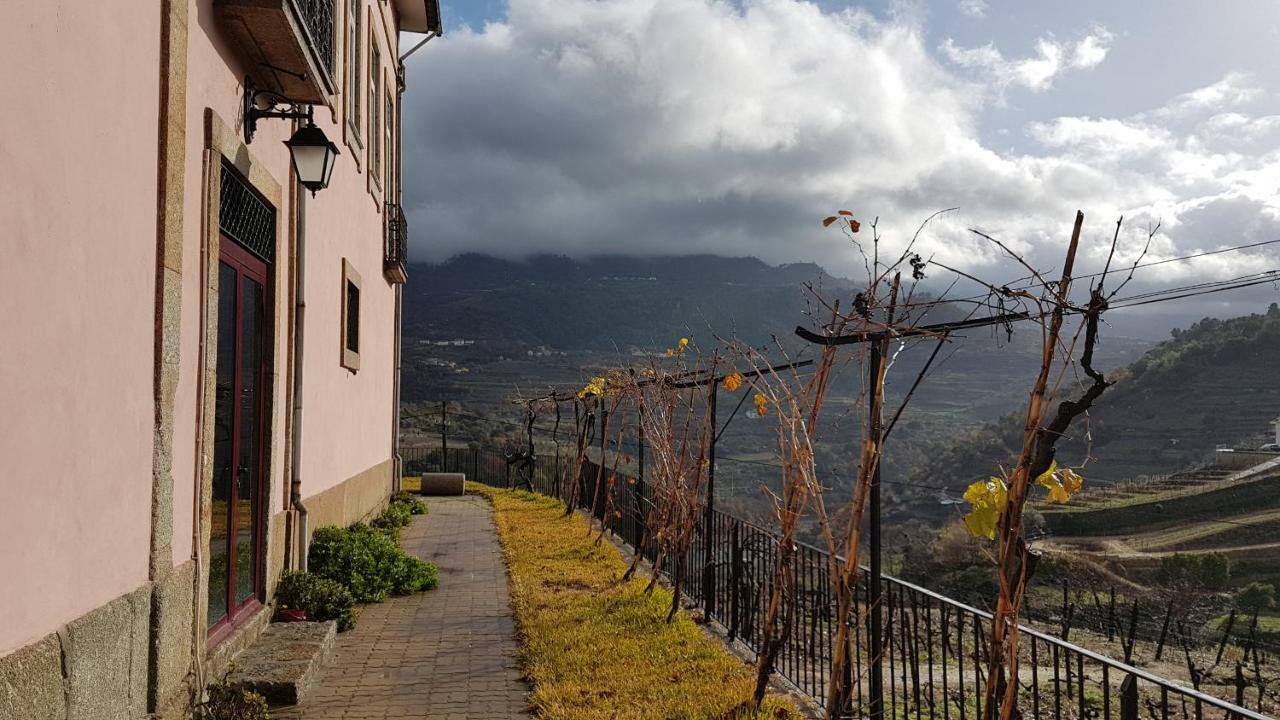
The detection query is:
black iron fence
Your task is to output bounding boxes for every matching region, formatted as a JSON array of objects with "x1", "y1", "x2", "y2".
[{"x1": 402, "y1": 444, "x2": 1273, "y2": 720}]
